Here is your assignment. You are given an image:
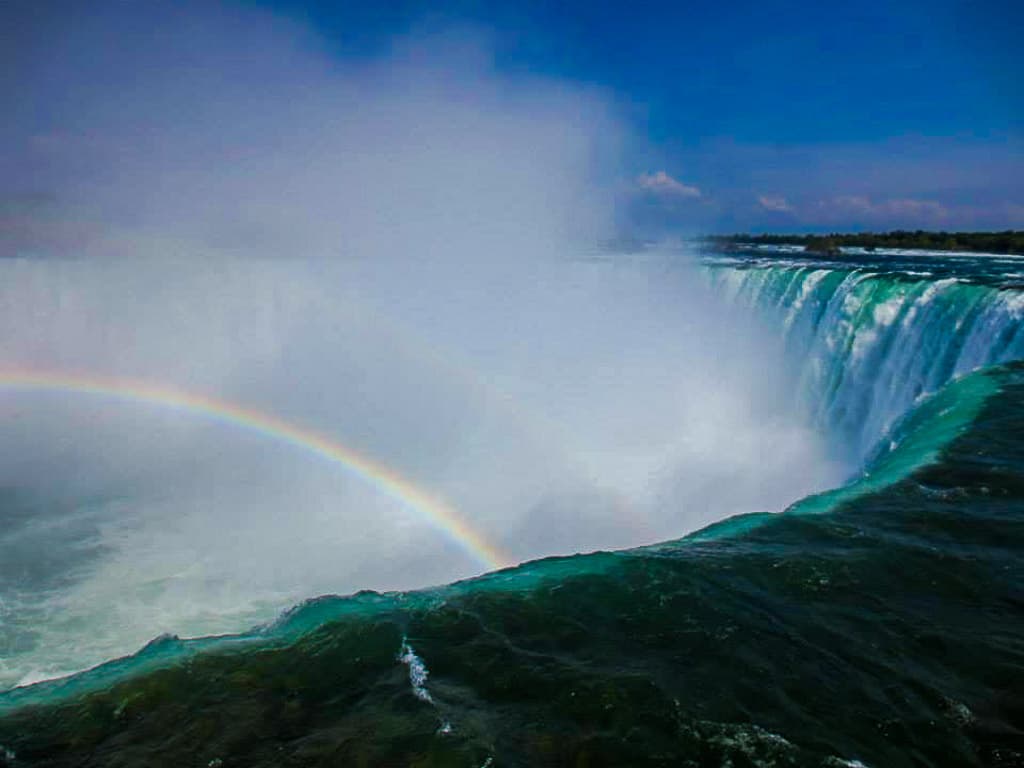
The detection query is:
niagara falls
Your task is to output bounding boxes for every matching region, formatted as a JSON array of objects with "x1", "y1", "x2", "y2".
[{"x1": 1, "y1": 2, "x2": 1021, "y2": 766}]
